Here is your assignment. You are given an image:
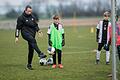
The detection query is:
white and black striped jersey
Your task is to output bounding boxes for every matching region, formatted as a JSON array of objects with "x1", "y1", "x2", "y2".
[{"x1": 96, "y1": 20, "x2": 111, "y2": 44}]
